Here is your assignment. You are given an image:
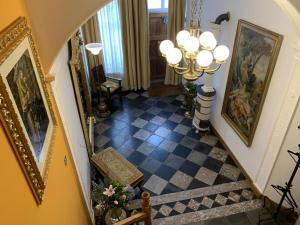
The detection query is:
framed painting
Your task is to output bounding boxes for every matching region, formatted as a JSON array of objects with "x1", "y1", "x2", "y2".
[
  {"x1": 221, "y1": 20, "x2": 283, "y2": 146},
  {"x1": 68, "y1": 30, "x2": 95, "y2": 156},
  {"x1": 0, "y1": 17, "x2": 56, "y2": 204}
]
